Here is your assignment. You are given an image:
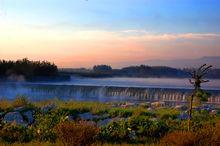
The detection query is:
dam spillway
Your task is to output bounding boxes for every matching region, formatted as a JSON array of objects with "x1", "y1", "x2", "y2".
[{"x1": 0, "y1": 82, "x2": 220, "y2": 105}]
